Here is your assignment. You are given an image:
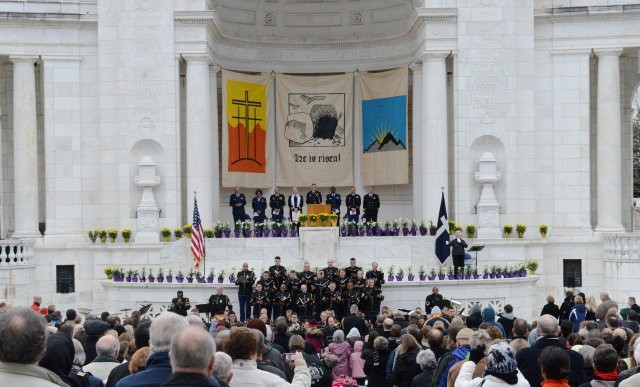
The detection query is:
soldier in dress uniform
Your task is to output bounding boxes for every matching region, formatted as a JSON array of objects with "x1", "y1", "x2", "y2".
[
  {"x1": 306, "y1": 183, "x2": 322, "y2": 205},
  {"x1": 344, "y1": 257, "x2": 362, "y2": 279},
  {"x1": 268, "y1": 256, "x2": 287, "y2": 288},
  {"x1": 299, "y1": 262, "x2": 316, "y2": 290},
  {"x1": 365, "y1": 261, "x2": 385, "y2": 289},
  {"x1": 285, "y1": 270, "x2": 302, "y2": 305},
  {"x1": 335, "y1": 269, "x2": 350, "y2": 291},
  {"x1": 251, "y1": 189, "x2": 267, "y2": 224},
  {"x1": 230, "y1": 186, "x2": 250, "y2": 224},
  {"x1": 256, "y1": 271, "x2": 276, "y2": 318},
  {"x1": 269, "y1": 186, "x2": 286, "y2": 223},
  {"x1": 250, "y1": 283, "x2": 270, "y2": 318},
  {"x1": 272, "y1": 283, "x2": 292, "y2": 318},
  {"x1": 322, "y1": 258, "x2": 339, "y2": 282},
  {"x1": 359, "y1": 278, "x2": 384, "y2": 323},
  {"x1": 362, "y1": 186, "x2": 381, "y2": 222},
  {"x1": 345, "y1": 186, "x2": 361, "y2": 223},
  {"x1": 341, "y1": 281, "x2": 360, "y2": 318},
  {"x1": 170, "y1": 290, "x2": 190, "y2": 316},
  {"x1": 322, "y1": 282, "x2": 342, "y2": 317},
  {"x1": 325, "y1": 186, "x2": 342, "y2": 227},
  {"x1": 235, "y1": 262, "x2": 255, "y2": 322},
  {"x1": 208, "y1": 288, "x2": 233, "y2": 321},
  {"x1": 296, "y1": 284, "x2": 314, "y2": 319},
  {"x1": 352, "y1": 270, "x2": 366, "y2": 292},
  {"x1": 314, "y1": 270, "x2": 329, "y2": 319}
]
